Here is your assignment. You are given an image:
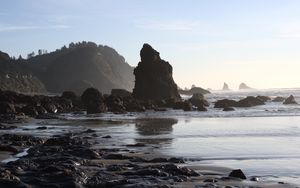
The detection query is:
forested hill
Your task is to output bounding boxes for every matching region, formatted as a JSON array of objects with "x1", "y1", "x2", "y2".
[{"x1": 0, "y1": 42, "x2": 134, "y2": 94}]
